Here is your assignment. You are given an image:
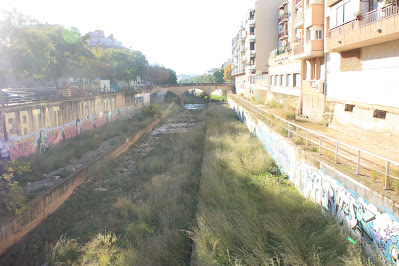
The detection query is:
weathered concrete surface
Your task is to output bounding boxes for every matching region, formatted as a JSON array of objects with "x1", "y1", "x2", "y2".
[
  {"x1": 0, "y1": 102, "x2": 174, "y2": 256},
  {"x1": 229, "y1": 96, "x2": 399, "y2": 264},
  {"x1": 0, "y1": 92, "x2": 150, "y2": 160}
]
